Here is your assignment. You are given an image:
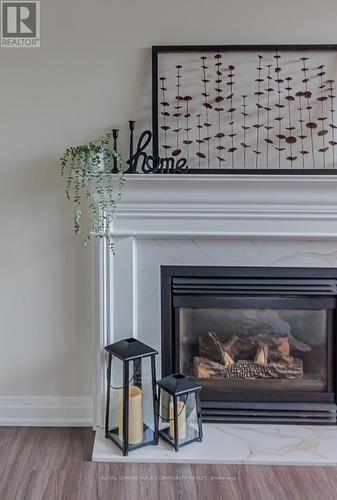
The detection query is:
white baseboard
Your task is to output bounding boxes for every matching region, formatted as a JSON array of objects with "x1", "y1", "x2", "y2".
[{"x1": 0, "y1": 396, "x2": 93, "y2": 427}]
